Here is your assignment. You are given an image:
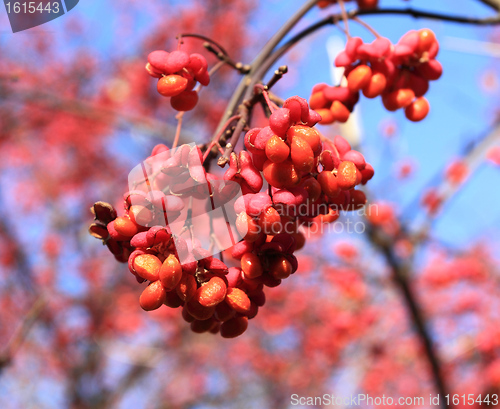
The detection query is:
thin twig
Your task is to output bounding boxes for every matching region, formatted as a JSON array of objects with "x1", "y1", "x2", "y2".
[
  {"x1": 204, "y1": 43, "x2": 251, "y2": 74},
  {"x1": 352, "y1": 16, "x2": 381, "y2": 38},
  {"x1": 172, "y1": 112, "x2": 184, "y2": 149},
  {"x1": 177, "y1": 33, "x2": 229, "y2": 56},
  {"x1": 338, "y1": 0, "x2": 351, "y2": 37},
  {"x1": 0, "y1": 296, "x2": 46, "y2": 374}
]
